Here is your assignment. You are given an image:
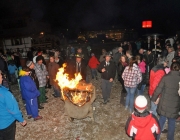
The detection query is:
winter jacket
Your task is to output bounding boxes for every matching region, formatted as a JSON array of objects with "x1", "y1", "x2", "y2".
[
  {"x1": 48, "y1": 62, "x2": 59, "y2": 86},
  {"x1": 122, "y1": 64, "x2": 142, "y2": 88},
  {"x1": 125, "y1": 110, "x2": 160, "y2": 140},
  {"x1": 8, "y1": 64, "x2": 17, "y2": 74},
  {"x1": 88, "y1": 56, "x2": 100, "y2": 69},
  {"x1": 149, "y1": 64, "x2": 165, "y2": 97},
  {"x1": 166, "y1": 51, "x2": 175, "y2": 67},
  {"x1": 98, "y1": 60, "x2": 116, "y2": 80},
  {"x1": 117, "y1": 62, "x2": 128, "y2": 76},
  {"x1": 34, "y1": 63, "x2": 48, "y2": 87},
  {"x1": 0, "y1": 86, "x2": 24, "y2": 129},
  {"x1": 152, "y1": 71, "x2": 180, "y2": 119},
  {"x1": 20, "y1": 74, "x2": 40, "y2": 100},
  {"x1": 138, "y1": 61, "x2": 146, "y2": 73}
]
